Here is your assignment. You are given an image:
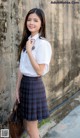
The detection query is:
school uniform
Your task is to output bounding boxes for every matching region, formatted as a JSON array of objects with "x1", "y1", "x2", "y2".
[{"x1": 18, "y1": 33, "x2": 52, "y2": 121}]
